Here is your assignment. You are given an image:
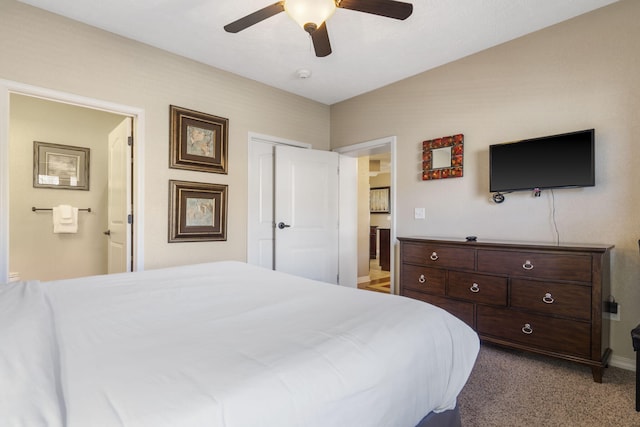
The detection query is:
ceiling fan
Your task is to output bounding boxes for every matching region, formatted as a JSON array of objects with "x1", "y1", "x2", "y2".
[{"x1": 224, "y1": 0, "x2": 413, "y2": 57}]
